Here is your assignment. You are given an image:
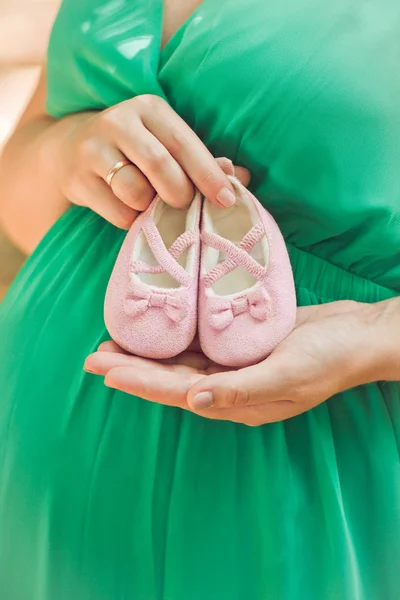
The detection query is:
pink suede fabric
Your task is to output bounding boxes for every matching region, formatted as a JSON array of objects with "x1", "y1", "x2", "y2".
[
  {"x1": 198, "y1": 183, "x2": 297, "y2": 368},
  {"x1": 104, "y1": 194, "x2": 201, "y2": 359}
]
